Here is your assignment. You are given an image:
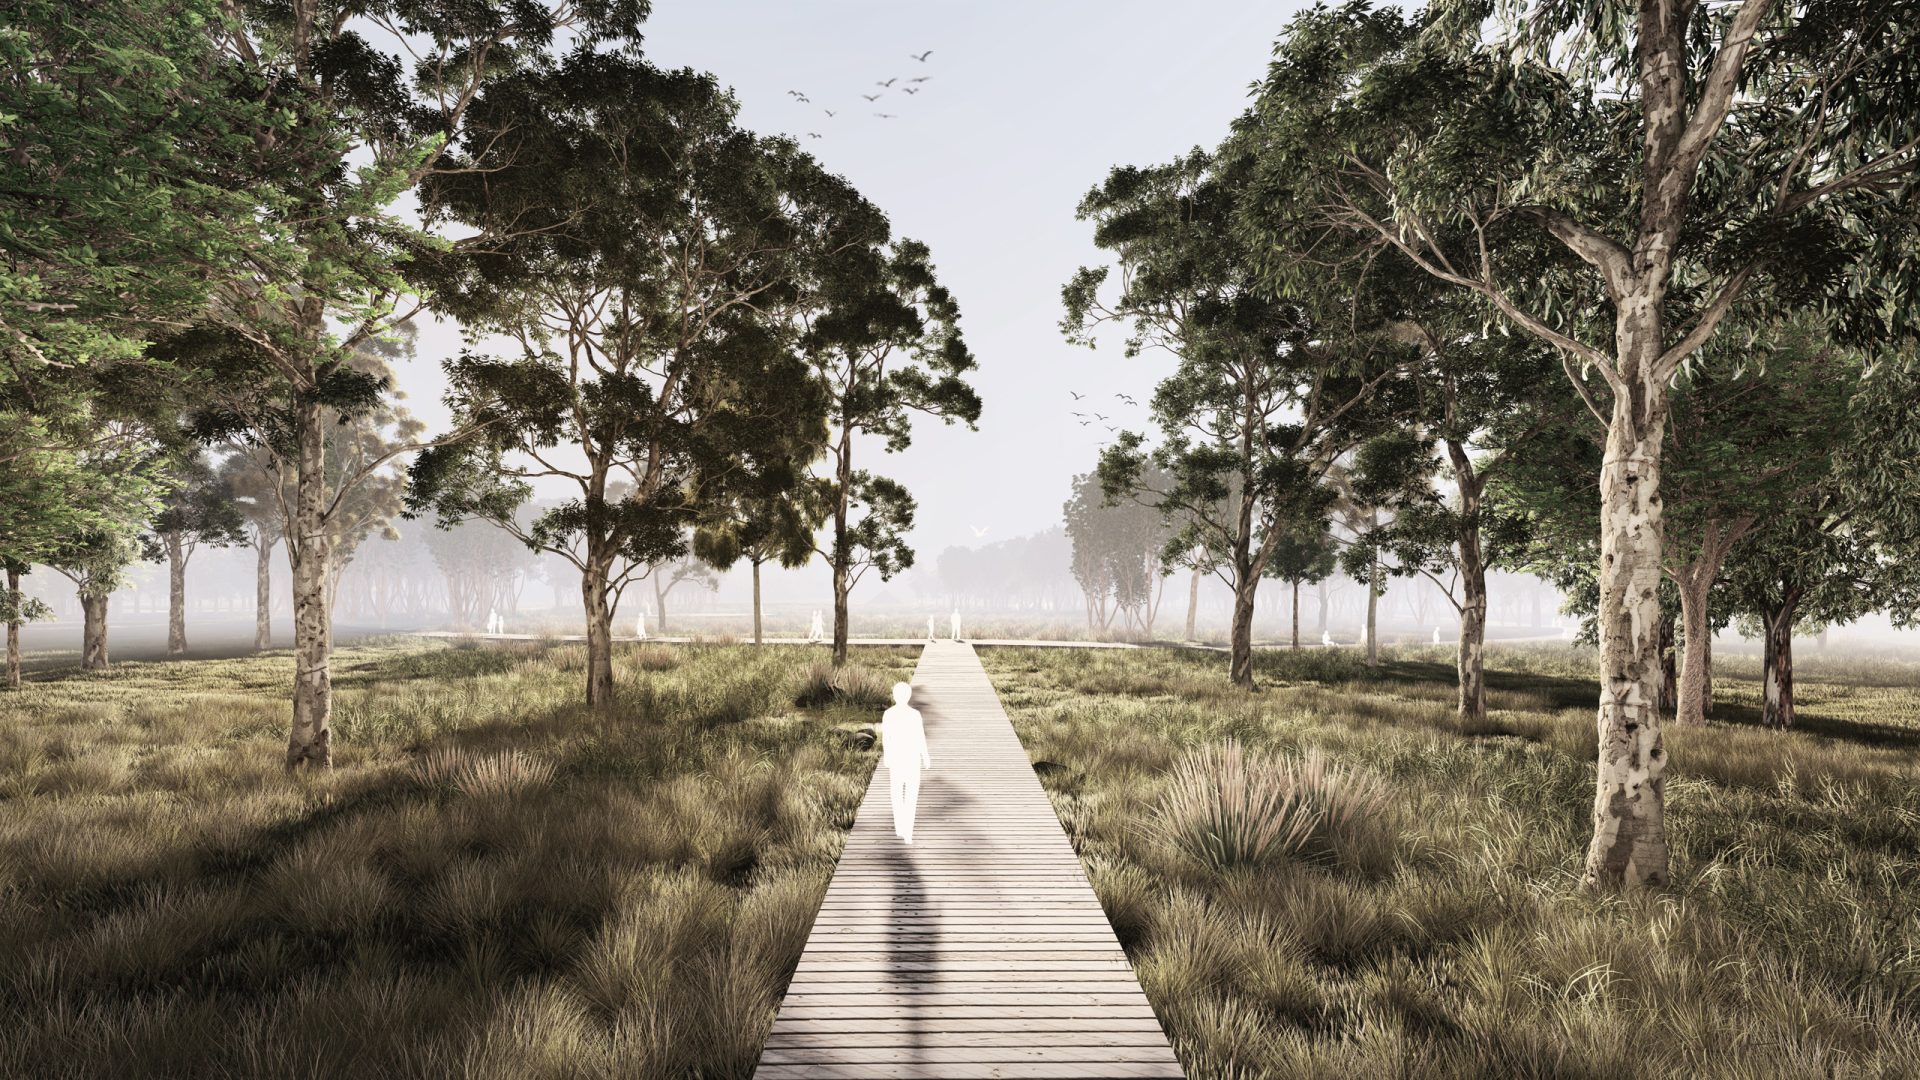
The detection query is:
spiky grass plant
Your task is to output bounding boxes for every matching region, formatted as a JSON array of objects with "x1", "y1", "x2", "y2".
[
  {"x1": 791, "y1": 661, "x2": 894, "y2": 710},
  {"x1": 1149, "y1": 741, "x2": 1392, "y2": 874}
]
